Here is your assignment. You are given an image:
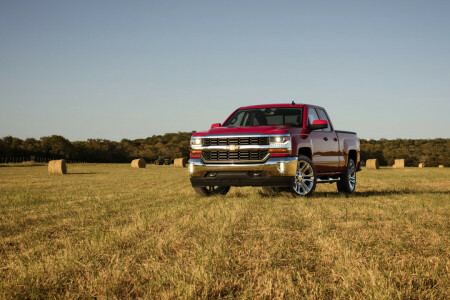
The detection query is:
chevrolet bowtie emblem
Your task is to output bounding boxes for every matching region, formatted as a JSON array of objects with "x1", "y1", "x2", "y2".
[{"x1": 228, "y1": 145, "x2": 239, "y2": 151}]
